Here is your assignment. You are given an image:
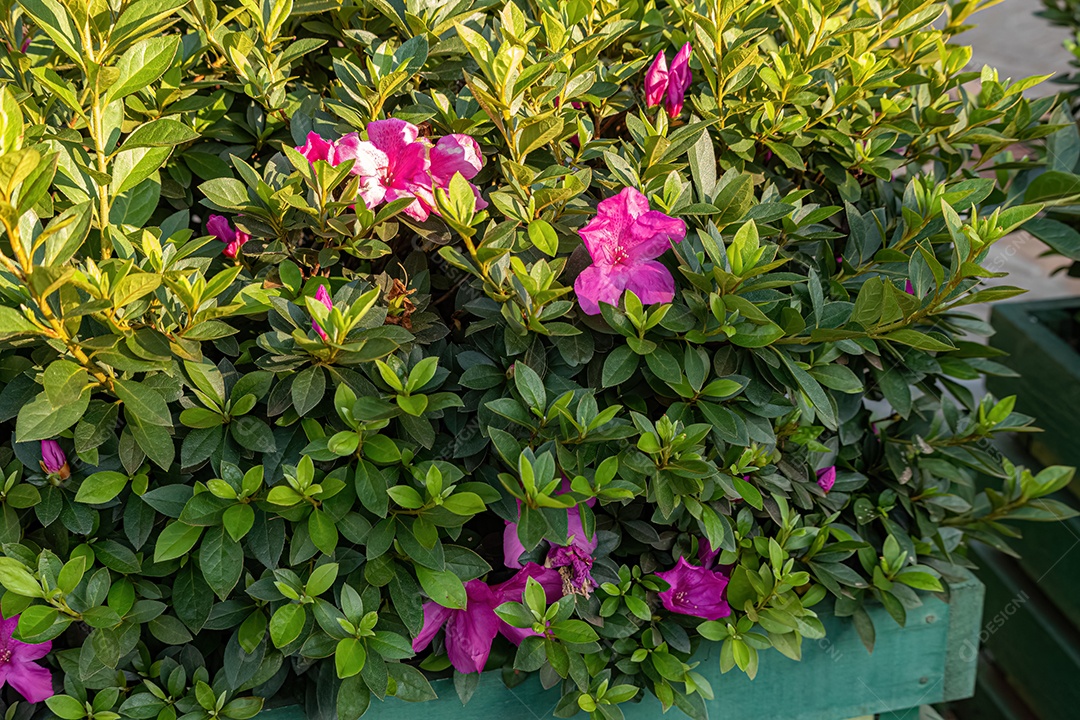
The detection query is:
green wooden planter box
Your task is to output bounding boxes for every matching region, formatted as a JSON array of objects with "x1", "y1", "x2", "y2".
[
  {"x1": 987, "y1": 298, "x2": 1080, "y2": 485},
  {"x1": 262, "y1": 573, "x2": 983, "y2": 720}
]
